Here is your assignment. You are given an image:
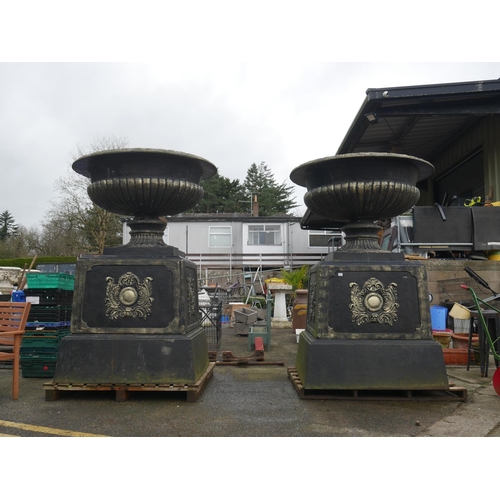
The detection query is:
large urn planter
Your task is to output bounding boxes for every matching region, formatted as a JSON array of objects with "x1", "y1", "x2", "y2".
[
  {"x1": 290, "y1": 152, "x2": 434, "y2": 253},
  {"x1": 288, "y1": 152, "x2": 450, "y2": 393},
  {"x1": 49, "y1": 149, "x2": 219, "y2": 398},
  {"x1": 73, "y1": 148, "x2": 216, "y2": 249}
]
